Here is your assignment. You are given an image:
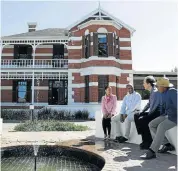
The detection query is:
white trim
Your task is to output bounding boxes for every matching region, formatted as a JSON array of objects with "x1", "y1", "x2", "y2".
[
  {"x1": 97, "y1": 27, "x2": 108, "y2": 33},
  {"x1": 1, "y1": 86, "x2": 12, "y2": 90},
  {"x1": 67, "y1": 7, "x2": 135, "y2": 34},
  {"x1": 120, "y1": 47, "x2": 132, "y2": 50},
  {"x1": 36, "y1": 45, "x2": 53, "y2": 48},
  {"x1": 68, "y1": 56, "x2": 132, "y2": 64},
  {"x1": 2, "y1": 53, "x2": 68, "y2": 57},
  {"x1": 0, "y1": 102, "x2": 48, "y2": 106},
  {"x1": 71, "y1": 82, "x2": 99, "y2": 88},
  {"x1": 78, "y1": 20, "x2": 121, "y2": 30},
  {"x1": 80, "y1": 67, "x2": 121, "y2": 76},
  {"x1": 2, "y1": 36, "x2": 68, "y2": 40},
  {"x1": 2, "y1": 45, "x2": 14, "y2": 48},
  {"x1": 71, "y1": 83, "x2": 85, "y2": 88},
  {"x1": 119, "y1": 38, "x2": 131, "y2": 42},
  {"x1": 117, "y1": 83, "x2": 127, "y2": 88},
  {"x1": 69, "y1": 36, "x2": 82, "y2": 41},
  {"x1": 109, "y1": 82, "x2": 116, "y2": 87},
  {"x1": 1, "y1": 69, "x2": 69, "y2": 73},
  {"x1": 67, "y1": 45, "x2": 82, "y2": 50},
  {"x1": 89, "y1": 82, "x2": 98, "y2": 86},
  {"x1": 2, "y1": 53, "x2": 13, "y2": 56},
  {"x1": 34, "y1": 86, "x2": 49, "y2": 90}
]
